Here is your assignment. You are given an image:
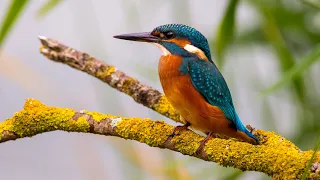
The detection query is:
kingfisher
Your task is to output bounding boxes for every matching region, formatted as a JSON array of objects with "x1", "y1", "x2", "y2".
[{"x1": 114, "y1": 24, "x2": 259, "y2": 151}]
